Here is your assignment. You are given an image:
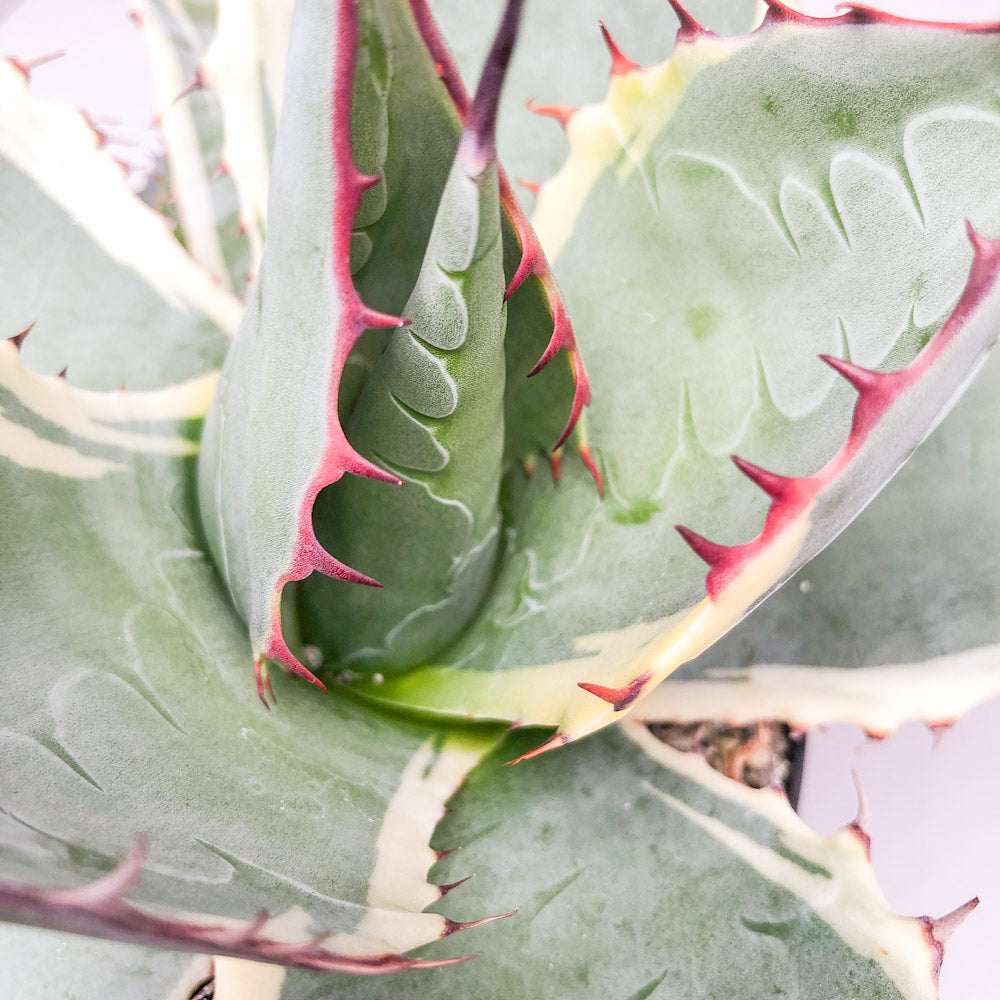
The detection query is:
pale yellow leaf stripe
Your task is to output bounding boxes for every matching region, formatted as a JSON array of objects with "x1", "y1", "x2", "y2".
[
  {"x1": 372, "y1": 500, "x2": 814, "y2": 745},
  {"x1": 622, "y1": 719, "x2": 938, "y2": 1000},
  {"x1": 532, "y1": 36, "x2": 741, "y2": 263},
  {"x1": 0, "y1": 62, "x2": 242, "y2": 336},
  {"x1": 156, "y1": 732, "x2": 500, "y2": 1000},
  {"x1": 133, "y1": 0, "x2": 233, "y2": 290},
  {"x1": 638, "y1": 643, "x2": 1000, "y2": 735},
  {"x1": 0, "y1": 341, "x2": 218, "y2": 477}
]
